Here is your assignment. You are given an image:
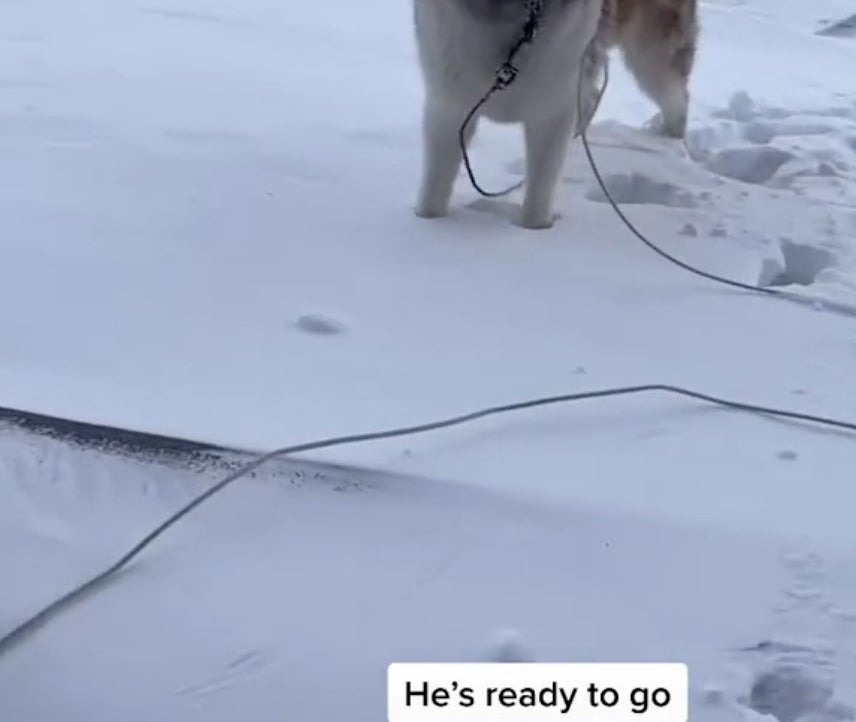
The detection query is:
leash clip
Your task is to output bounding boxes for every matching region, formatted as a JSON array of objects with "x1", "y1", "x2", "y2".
[
  {"x1": 495, "y1": 61, "x2": 519, "y2": 89},
  {"x1": 493, "y1": 0, "x2": 543, "y2": 90}
]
